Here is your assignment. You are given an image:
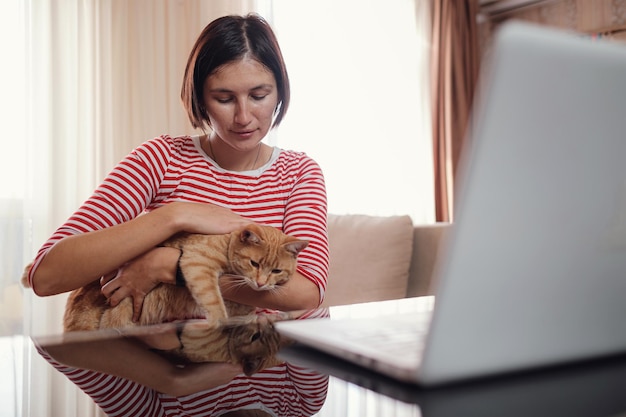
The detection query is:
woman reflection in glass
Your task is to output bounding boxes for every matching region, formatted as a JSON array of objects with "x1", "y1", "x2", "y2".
[{"x1": 26, "y1": 14, "x2": 329, "y2": 417}]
